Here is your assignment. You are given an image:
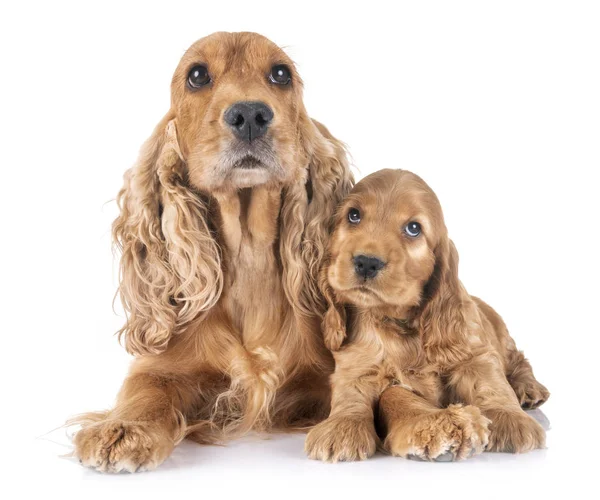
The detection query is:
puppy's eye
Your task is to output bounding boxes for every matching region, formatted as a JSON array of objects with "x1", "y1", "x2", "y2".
[
  {"x1": 187, "y1": 65, "x2": 211, "y2": 88},
  {"x1": 404, "y1": 222, "x2": 422, "y2": 237},
  {"x1": 348, "y1": 208, "x2": 361, "y2": 224},
  {"x1": 269, "y1": 64, "x2": 291, "y2": 85}
]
